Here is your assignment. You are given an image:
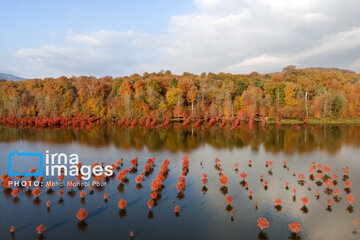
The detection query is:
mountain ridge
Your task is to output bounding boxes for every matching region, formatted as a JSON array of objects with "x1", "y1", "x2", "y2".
[{"x1": 0, "y1": 73, "x2": 25, "y2": 81}]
